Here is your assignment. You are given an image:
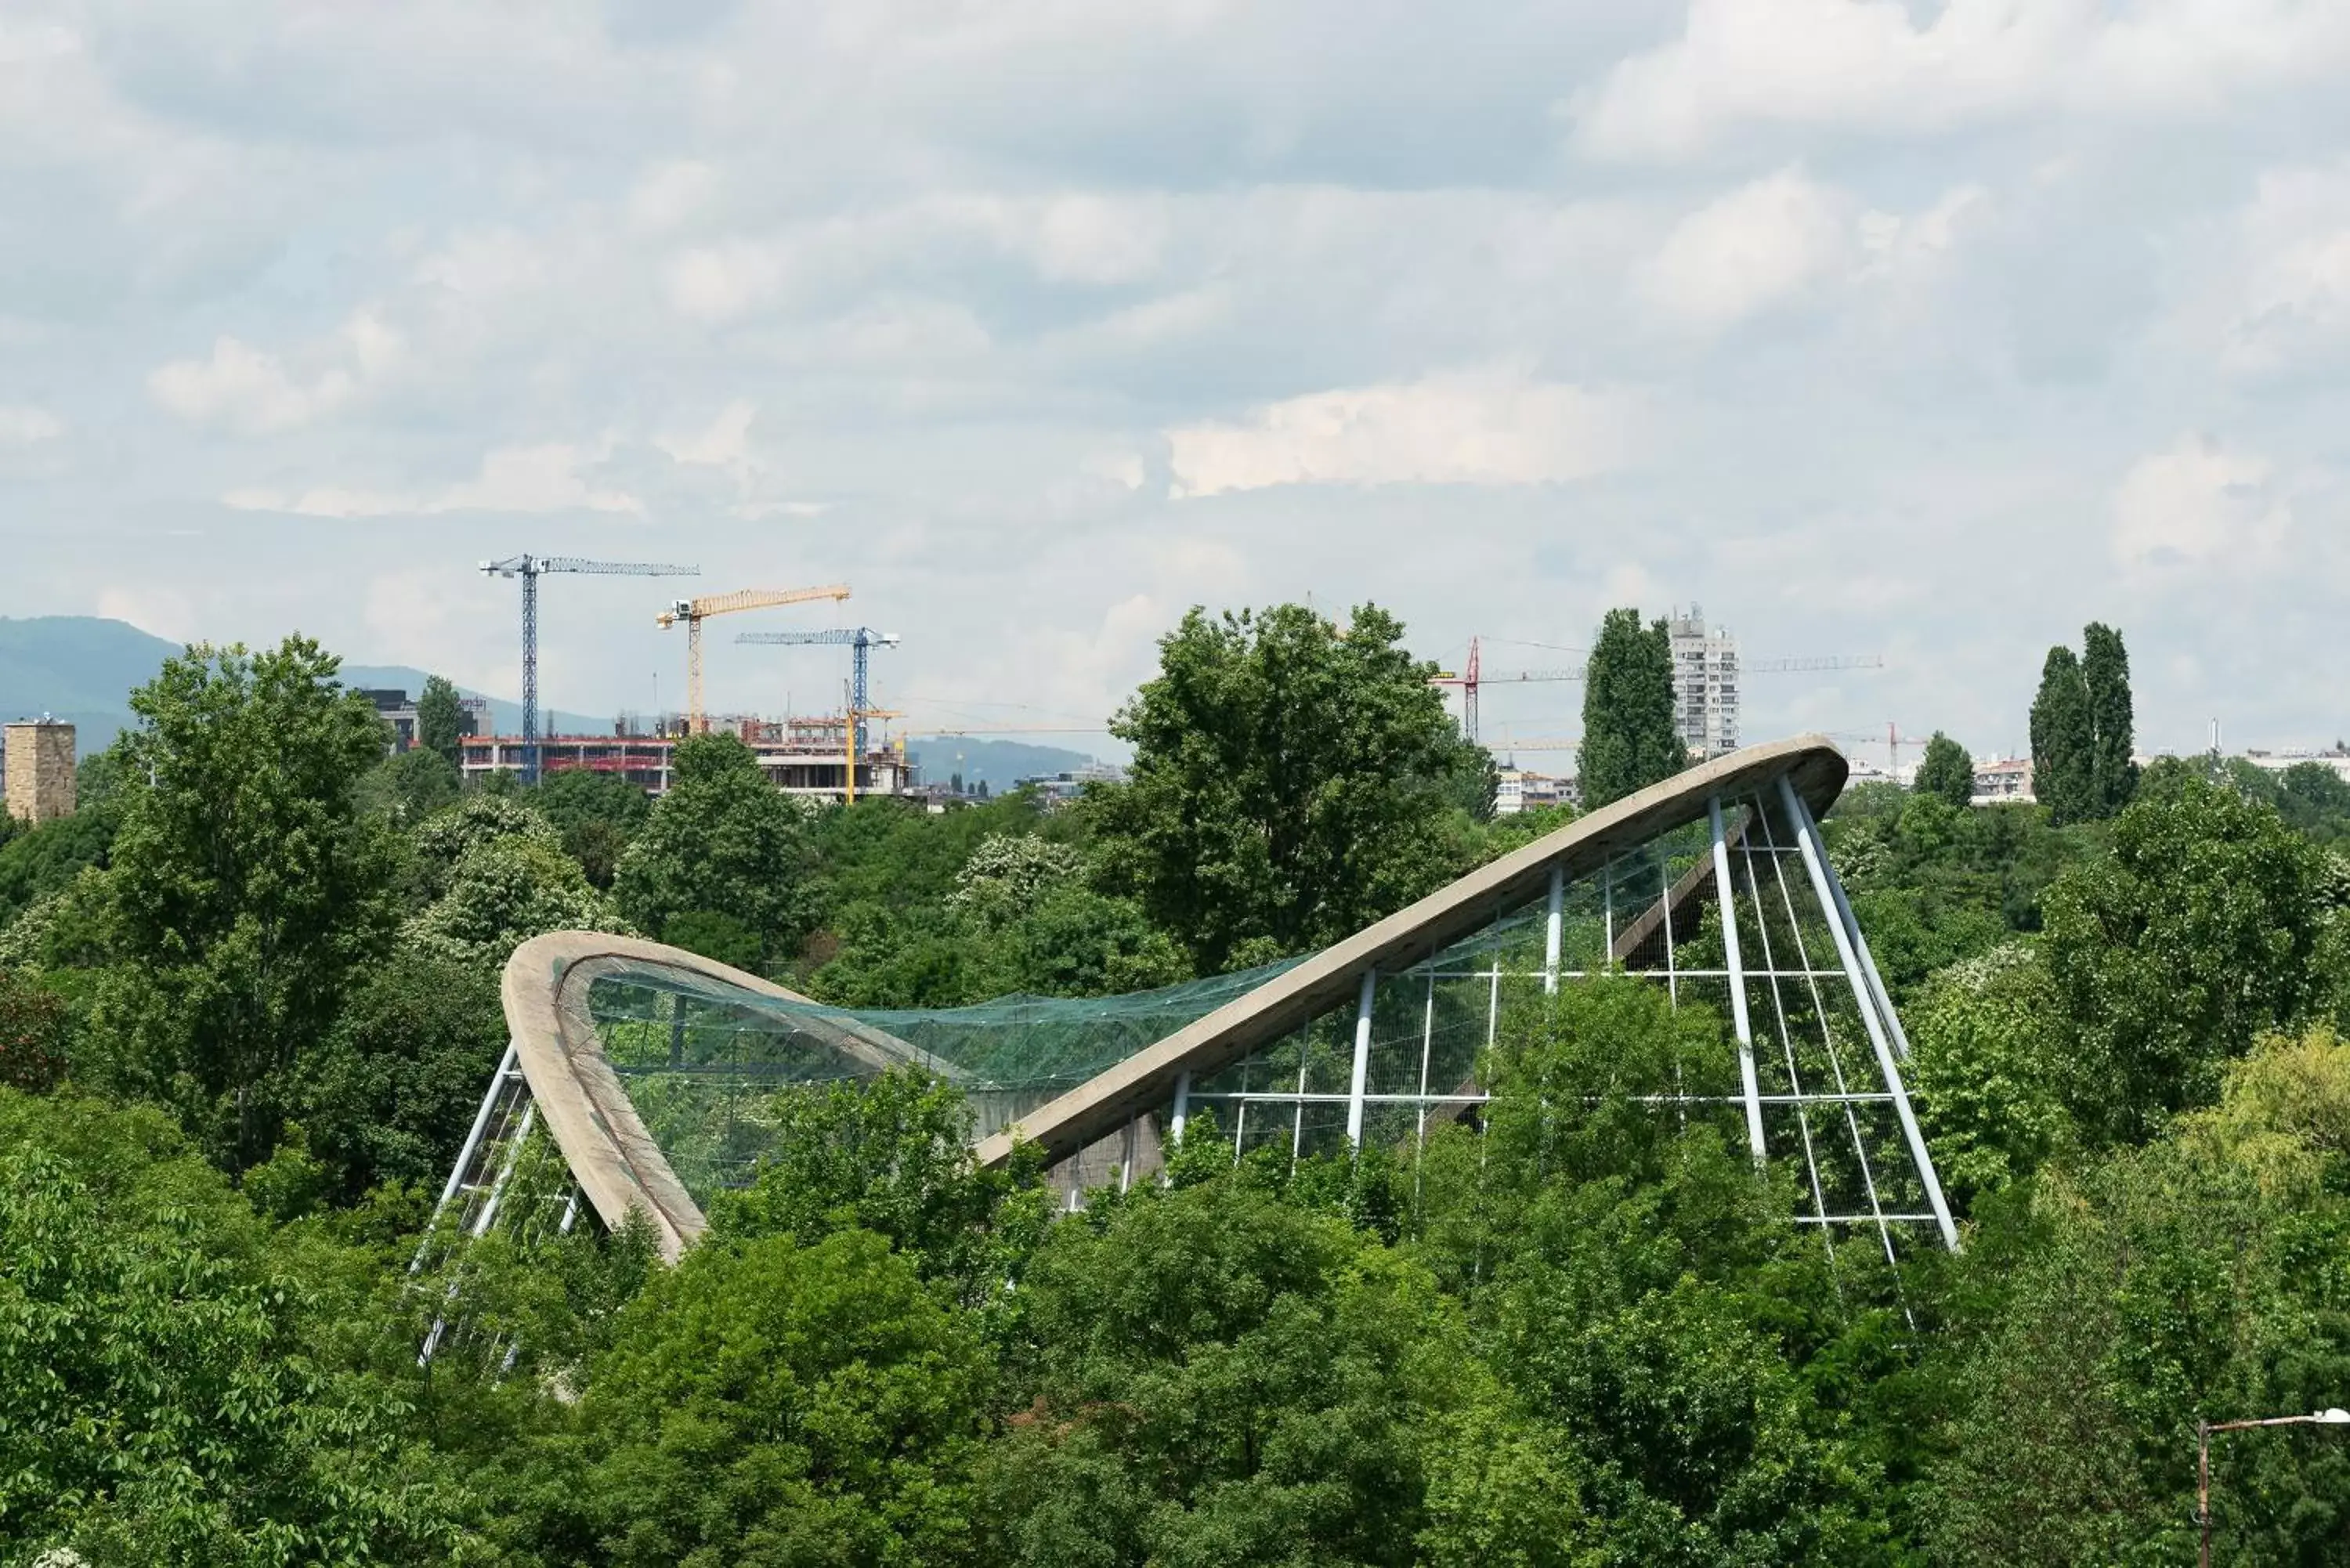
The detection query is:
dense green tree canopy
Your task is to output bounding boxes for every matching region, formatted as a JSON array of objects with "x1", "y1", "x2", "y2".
[
  {"x1": 1088, "y1": 602, "x2": 1488, "y2": 973},
  {"x1": 0, "y1": 1089, "x2": 462, "y2": 1562},
  {"x1": 2029, "y1": 644, "x2": 2095, "y2": 826},
  {"x1": 2081, "y1": 622, "x2": 2138, "y2": 817},
  {"x1": 529, "y1": 764, "x2": 652, "y2": 889},
  {"x1": 91, "y1": 638, "x2": 400, "y2": 1166},
  {"x1": 416, "y1": 674, "x2": 467, "y2": 767},
  {"x1": 615, "y1": 734, "x2": 818, "y2": 968},
  {"x1": 1913, "y1": 731, "x2": 1974, "y2": 809},
  {"x1": 520, "y1": 1228, "x2": 991, "y2": 1568},
  {"x1": 2040, "y1": 771, "x2": 2334, "y2": 1143},
  {"x1": 1578, "y1": 609, "x2": 1683, "y2": 808}
]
